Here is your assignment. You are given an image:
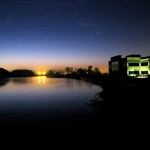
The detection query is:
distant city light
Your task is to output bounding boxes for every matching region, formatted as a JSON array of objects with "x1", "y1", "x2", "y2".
[
  {"x1": 42, "y1": 71, "x2": 46, "y2": 75},
  {"x1": 37, "y1": 71, "x2": 41, "y2": 75},
  {"x1": 37, "y1": 71, "x2": 46, "y2": 76}
]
